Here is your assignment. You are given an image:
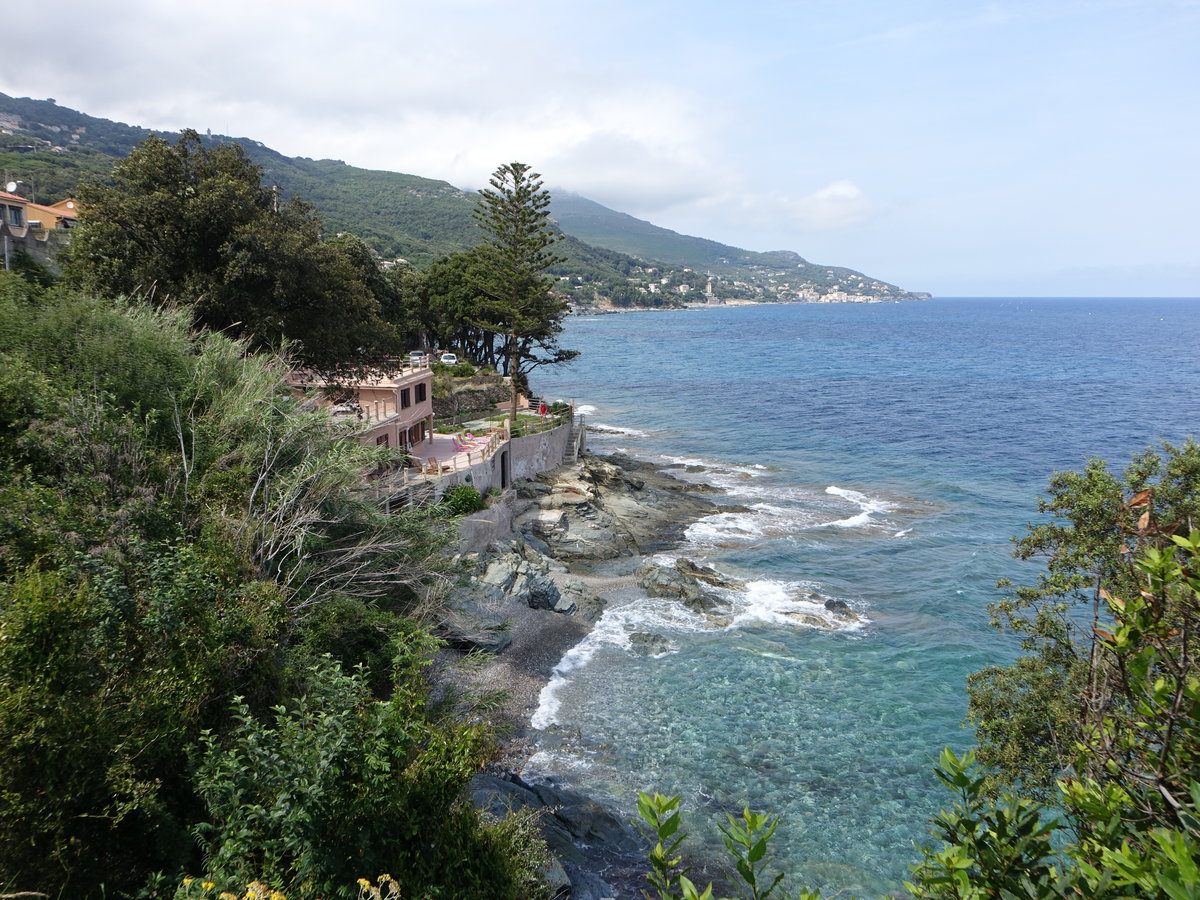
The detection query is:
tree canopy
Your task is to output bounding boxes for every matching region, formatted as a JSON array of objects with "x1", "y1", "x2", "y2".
[
  {"x1": 967, "y1": 440, "x2": 1200, "y2": 798},
  {"x1": 67, "y1": 130, "x2": 401, "y2": 373}
]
